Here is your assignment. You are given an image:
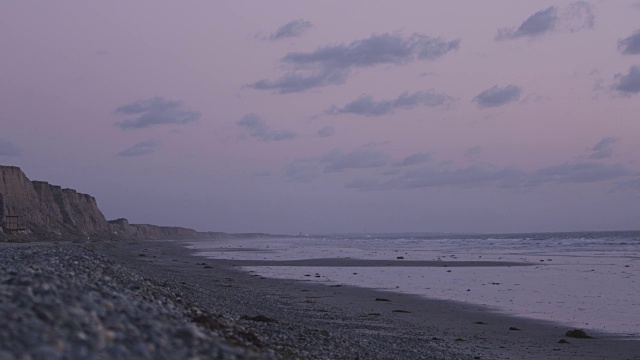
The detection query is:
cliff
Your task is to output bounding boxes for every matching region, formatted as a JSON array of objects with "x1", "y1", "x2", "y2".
[
  {"x1": 0, "y1": 165, "x2": 246, "y2": 241},
  {"x1": 108, "y1": 218, "x2": 231, "y2": 240}
]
